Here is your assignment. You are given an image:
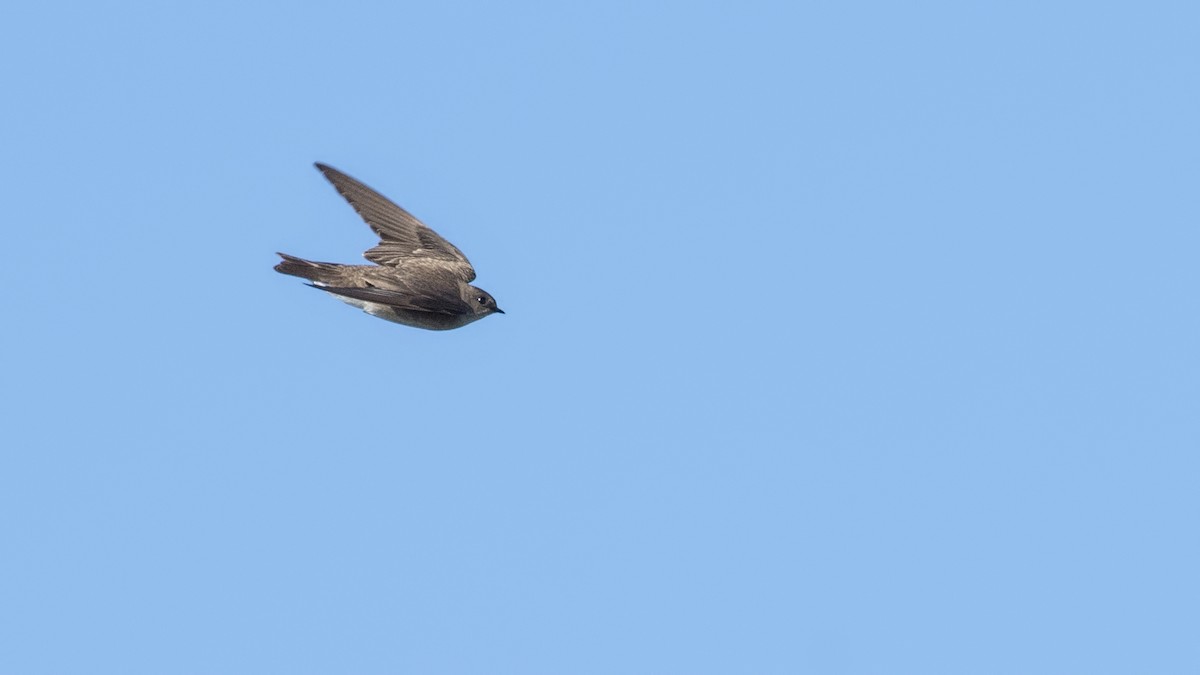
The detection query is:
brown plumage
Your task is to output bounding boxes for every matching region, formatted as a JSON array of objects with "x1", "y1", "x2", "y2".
[{"x1": 275, "y1": 163, "x2": 503, "y2": 331}]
